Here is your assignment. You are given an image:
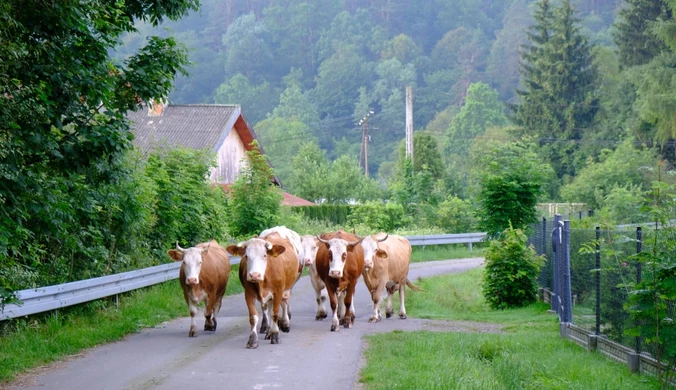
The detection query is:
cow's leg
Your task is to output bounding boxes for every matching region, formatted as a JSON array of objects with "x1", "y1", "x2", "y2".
[
  {"x1": 337, "y1": 291, "x2": 347, "y2": 326},
  {"x1": 369, "y1": 290, "x2": 384, "y2": 323},
  {"x1": 310, "y1": 267, "x2": 328, "y2": 320},
  {"x1": 204, "y1": 294, "x2": 217, "y2": 332},
  {"x1": 398, "y1": 282, "x2": 407, "y2": 319},
  {"x1": 278, "y1": 291, "x2": 291, "y2": 333},
  {"x1": 342, "y1": 283, "x2": 357, "y2": 329},
  {"x1": 188, "y1": 301, "x2": 198, "y2": 337},
  {"x1": 327, "y1": 287, "x2": 340, "y2": 332},
  {"x1": 245, "y1": 292, "x2": 259, "y2": 349},
  {"x1": 210, "y1": 293, "x2": 225, "y2": 331},
  {"x1": 385, "y1": 282, "x2": 396, "y2": 318},
  {"x1": 268, "y1": 291, "x2": 283, "y2": 344},
  {"x1": 260, "y1": 292, "x2": 272, "y2": 336}
]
